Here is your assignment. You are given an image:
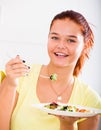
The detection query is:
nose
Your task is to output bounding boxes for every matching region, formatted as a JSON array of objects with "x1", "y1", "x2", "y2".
[{"x1": 57, "y1": 40, "x2": 66, "y2": 49}]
